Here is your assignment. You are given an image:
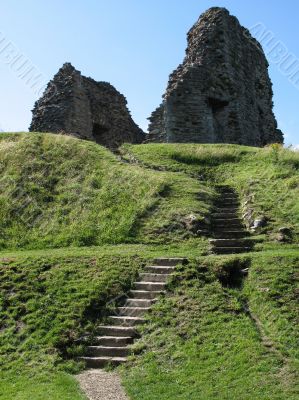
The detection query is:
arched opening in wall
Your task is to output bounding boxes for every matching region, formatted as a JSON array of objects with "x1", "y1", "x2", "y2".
[
  {"x1": 92, "y1": 123, "x2": 109, "y2": 145},
  {"x1": 208, "y1": 97, "x2": 229, "y2": 141}
]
